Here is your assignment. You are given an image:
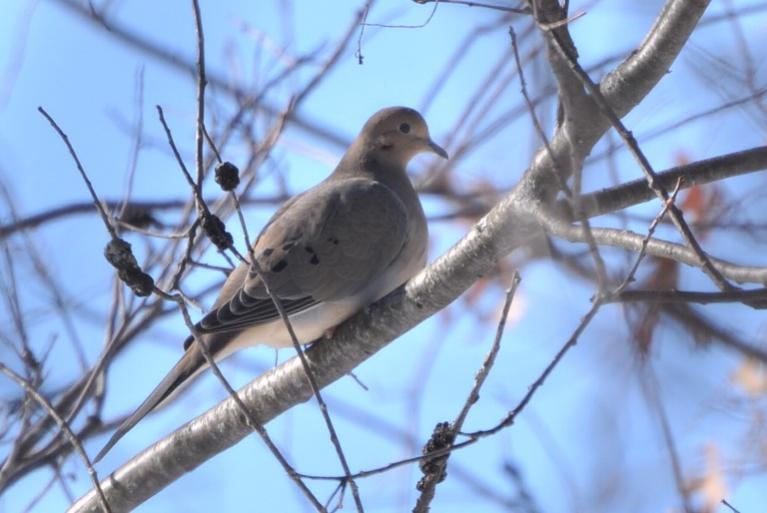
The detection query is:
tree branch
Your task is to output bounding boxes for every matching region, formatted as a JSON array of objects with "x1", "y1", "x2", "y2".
[{"x1": 543, "y1": 217, "x2": 767, "y2": 285}]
